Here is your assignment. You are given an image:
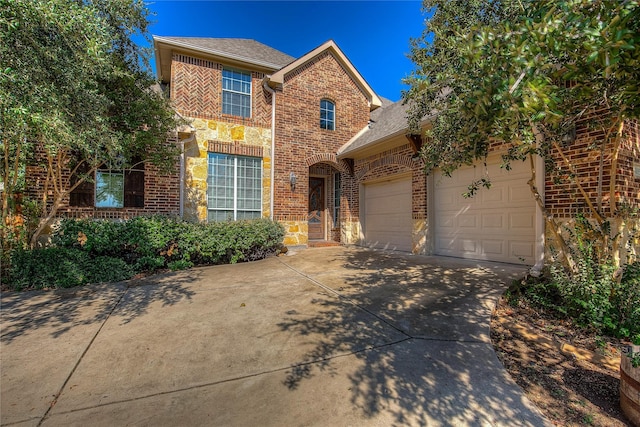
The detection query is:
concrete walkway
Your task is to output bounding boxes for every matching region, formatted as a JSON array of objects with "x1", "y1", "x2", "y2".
[{"x1": 1, "y1": 246, "x2": 551, "y2": 427}]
